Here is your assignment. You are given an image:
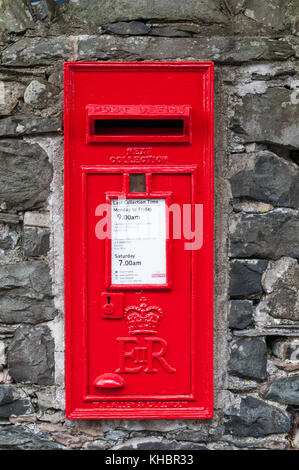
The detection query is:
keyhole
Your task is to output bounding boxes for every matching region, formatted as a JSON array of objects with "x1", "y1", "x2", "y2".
[{"x1": 107, "y1": 296, "x2": 111, "y2": 304}]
